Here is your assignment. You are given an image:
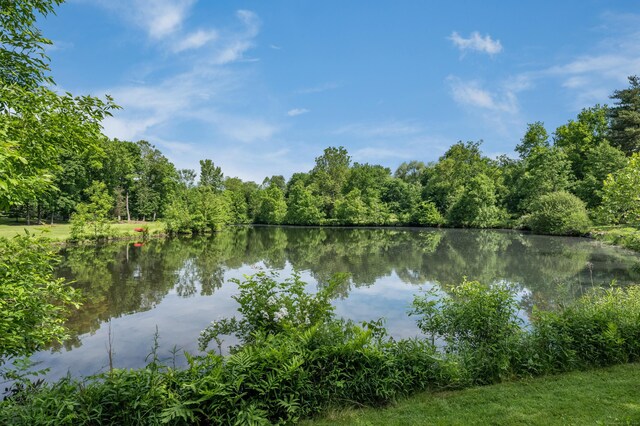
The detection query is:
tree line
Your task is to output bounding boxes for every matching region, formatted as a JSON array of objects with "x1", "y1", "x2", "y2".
[{"x1": 6, "y1": 77, "x2": 640, "y2": 236}]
